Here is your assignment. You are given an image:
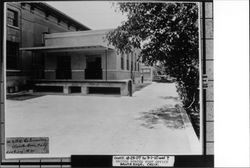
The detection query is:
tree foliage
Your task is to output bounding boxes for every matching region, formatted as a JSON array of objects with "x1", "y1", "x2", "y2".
[{"x1": 106, "y1": 2, "x2": 200, "y2": 137}]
